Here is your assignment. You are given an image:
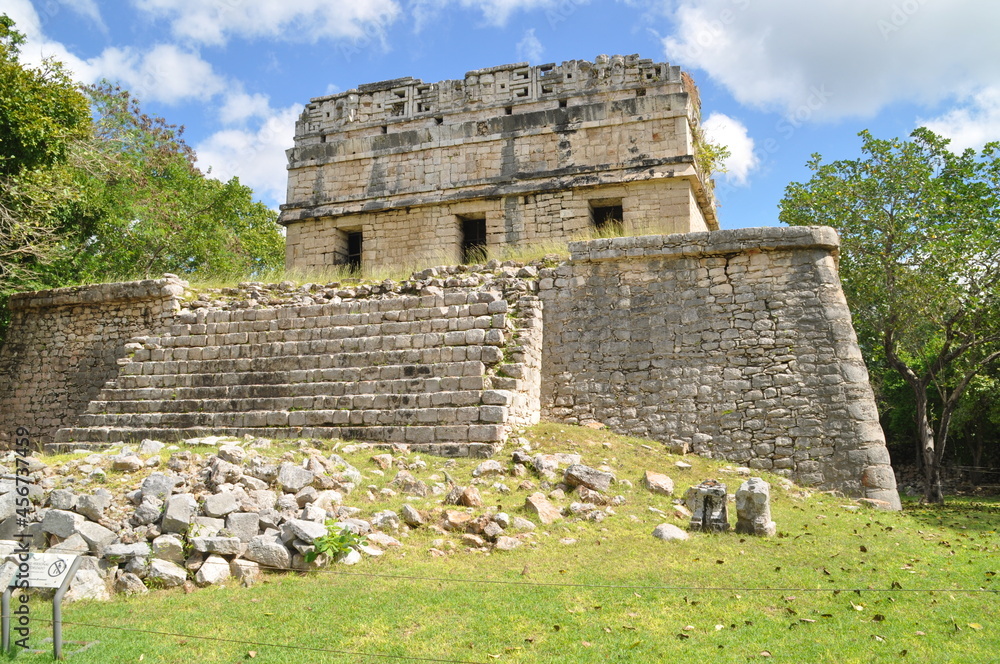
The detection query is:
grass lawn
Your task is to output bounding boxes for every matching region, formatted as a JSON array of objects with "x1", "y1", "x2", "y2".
[{"x1": 5, "y1": 423, "x2": 998, "y2": 663}]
